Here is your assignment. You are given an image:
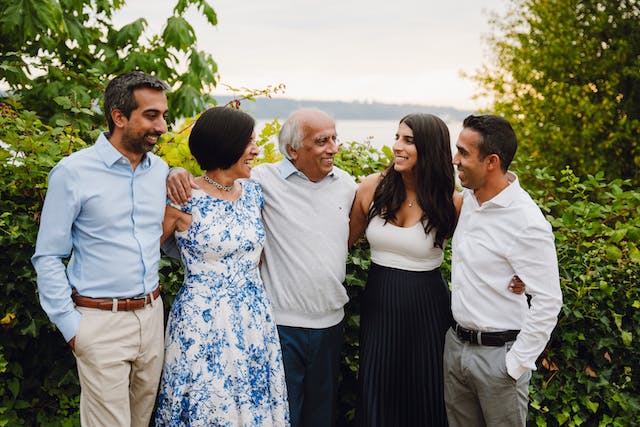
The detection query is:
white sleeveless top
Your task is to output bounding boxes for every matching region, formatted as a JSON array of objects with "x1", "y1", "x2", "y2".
[{"x1": 366, "y1": 215, "x2": 444, "y2": 272}]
